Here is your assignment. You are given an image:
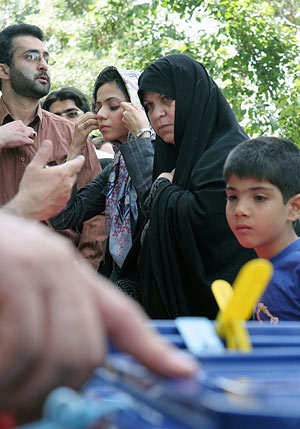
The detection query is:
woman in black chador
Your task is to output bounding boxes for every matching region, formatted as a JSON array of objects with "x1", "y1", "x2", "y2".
[{"x1": 122, "y1": 54, "x2": 256, "y2": 319}]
